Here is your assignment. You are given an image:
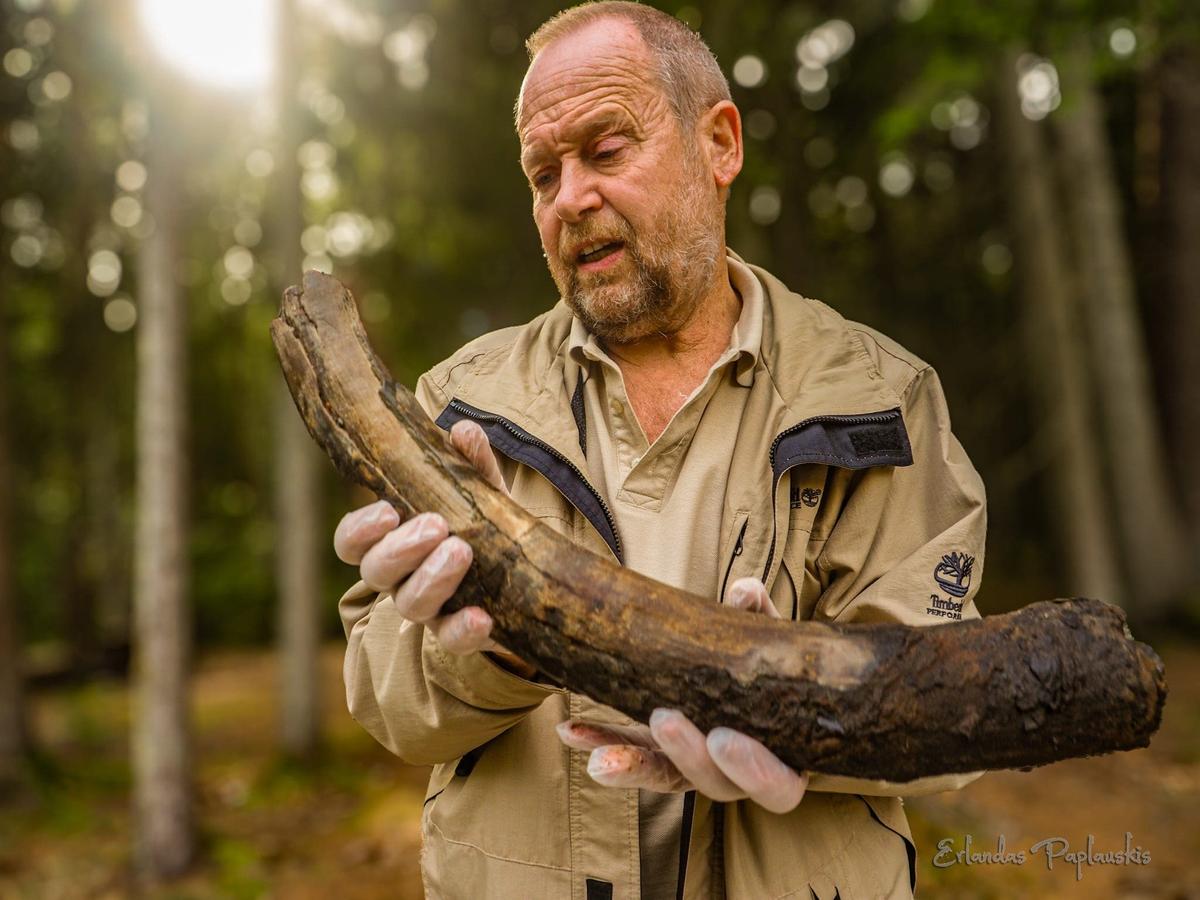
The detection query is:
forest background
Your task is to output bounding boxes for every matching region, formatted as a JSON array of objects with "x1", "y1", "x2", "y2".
[{"x1": 1, "y1": 0, "x2": 1199, "y2": 896}]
